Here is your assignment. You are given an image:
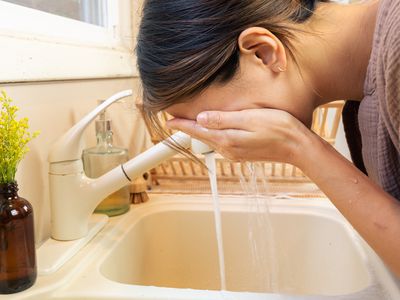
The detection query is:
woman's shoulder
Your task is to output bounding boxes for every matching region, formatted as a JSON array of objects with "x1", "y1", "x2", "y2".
[
  {"x1": 379, "y1": 0, "x2": 400, "y2": 61},
  {"x1": 376, "y1": 0, "x2": 400, "y2": 150},
  {"x1": 365, "y1": 0, "x2": 400, "y2": 90},
  {"x1": 380, "y1": 0, "x2": 400, "y2": 150}
]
